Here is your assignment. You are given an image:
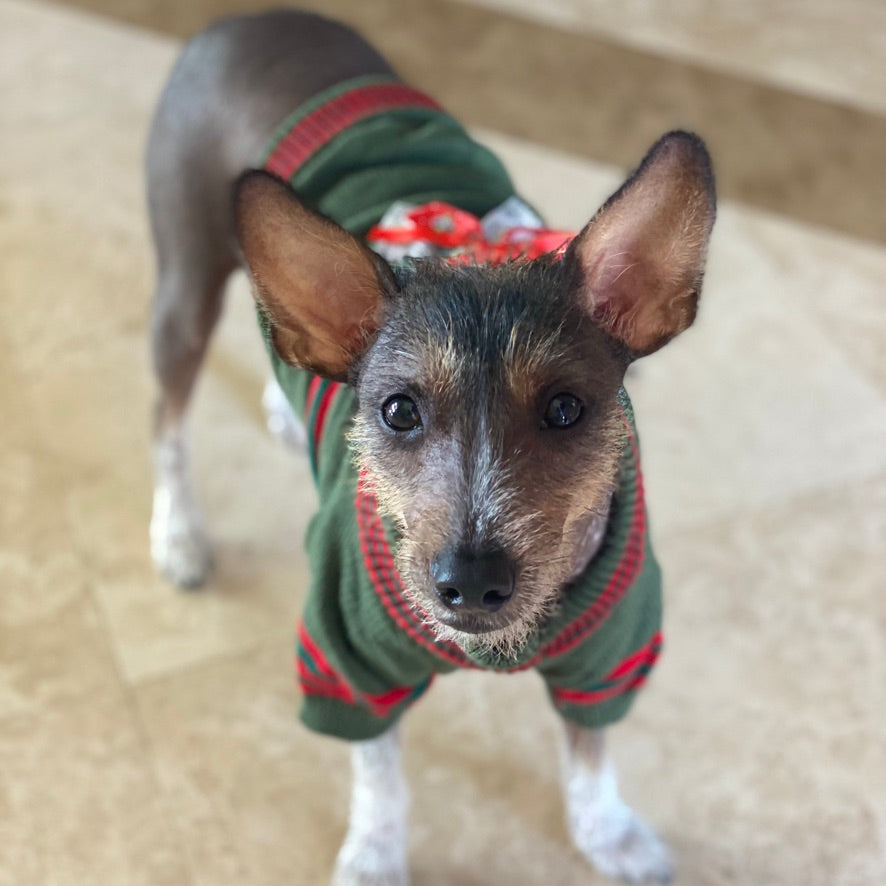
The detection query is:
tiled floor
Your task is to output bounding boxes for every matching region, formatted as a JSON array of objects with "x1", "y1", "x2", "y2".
[{"x1": 1, "y1": 1, "x2": 885, "y2": 884}]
